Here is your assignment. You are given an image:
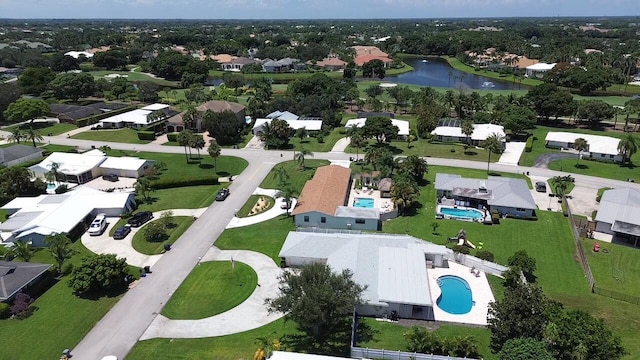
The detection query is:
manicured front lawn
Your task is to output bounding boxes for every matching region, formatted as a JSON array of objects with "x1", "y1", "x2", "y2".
[
  {"x1": 582, "y1": 239, "x2": 640, "y2": 298},
  {"x1": 237, "y1": 195, "x2": 275, "y2": 218},
  {"x1": 131, "y1": 216, "x2": 195, "y2": 255},
  {"x1": 346, "y1": 139, "x2": 498, "y2": 162},
  {"x1": 215, "y1": 215, "x2": 295, "y2": 264},
  {"x1": 548, "y1": 158, "x2": 639, "y2": 182},
  {"x1": 358, "y1": 318, "x2": 495, "y2": 360},
  {"x1": 88, "y1": 70, "x2": 177, "y2": 87},
  {"x1": 260, "y1": 159, "x2": 330, "y2": 193},
  {"x1": 5, "y1": 121, "x2": 77, "y2": 136},
  {"x1": 72, "y1": 128, "x2": 151, "y2": 144},
  {"x1": 136, "y1": 185, "x2": 222, "y2": 212},
  {"x1": 127, "y1": 318, "x2": 296, "y2": 360},
  {"x1": 161, "y1": 261, "x2": 257, "y2": 320},
  {"x1": 548, "y1": 176, "x2": 575, "y2": 195},
  {"x1": 287, "y1": 128, "x2": 345, "y2": 152}
]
